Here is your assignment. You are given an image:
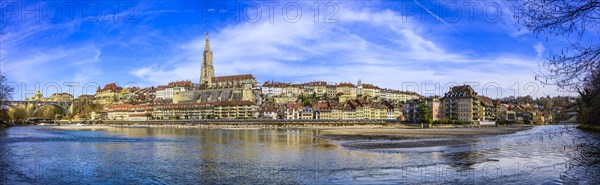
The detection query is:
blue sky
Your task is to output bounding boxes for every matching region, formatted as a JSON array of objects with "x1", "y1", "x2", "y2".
[{"x1": 0, "y1": 0, "x2": 573, "y2": 100}]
